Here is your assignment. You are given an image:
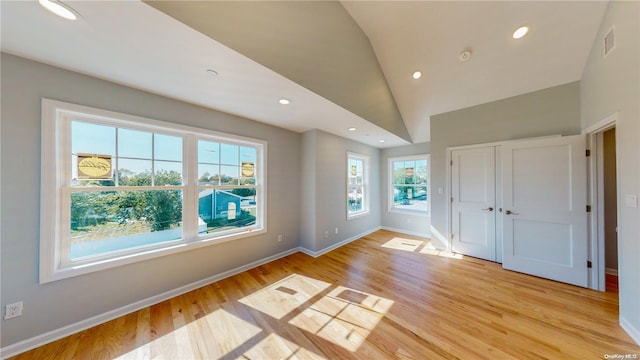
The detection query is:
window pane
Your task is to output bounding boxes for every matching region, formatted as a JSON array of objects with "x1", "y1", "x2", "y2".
[
  {"x1": 393, "y1": 161, "x2": 405, "y2": 184},
  {"x1": 118, "y1": 159, "x2": 152, "y2": 186},
  {"x1": 415, "y1": 160, "x2": 428, "y2": 184},
  {"x1": 118, "y1": 128, "x2": 152, "y2": 159},
  {"x1": 220, "y1": 143, "x2": 239, "y2": 165},
  {"x1": 198, "y1": 188, "x2": 256, "y2": 235},
  {"x1": 70, "y1": 190, "x2": 183, "y2": 260},
  {"x1": 240, "y1": 146, "x2": 256, "y2": 185},
  {"x1": 155, "y1": 134, "x2": 182, "y2": 161},
  {"x1": 220, "y1": 165, "x2": 239, "y2": 185},
  {"x1": 393, "y1": 186, "x2": 428, "y2": 212},
  {"x1": 198, "y1": 164, "x2": 220, "y2": 185},
  {"x1": 347, "y1": 185, "x2": 364, "y2": 212},
  {"x1": 240, "y1": 146, "x2": 256, "y2": 162},
  {"x1": 72, "y1": 121, "x2": 115, "y2": 156},
  {"x1": 403, "y1": 161, "x2": 416, "y2": 184},
  {"x1": 154, "y1": 161, "x2": 182, "y2": 185},
  {"x1": 349, "y1": 159, "x2": 363, "y2": 185},
  {"x1": 198, "y1": 140, "x2": 219, "y2": 164}
]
